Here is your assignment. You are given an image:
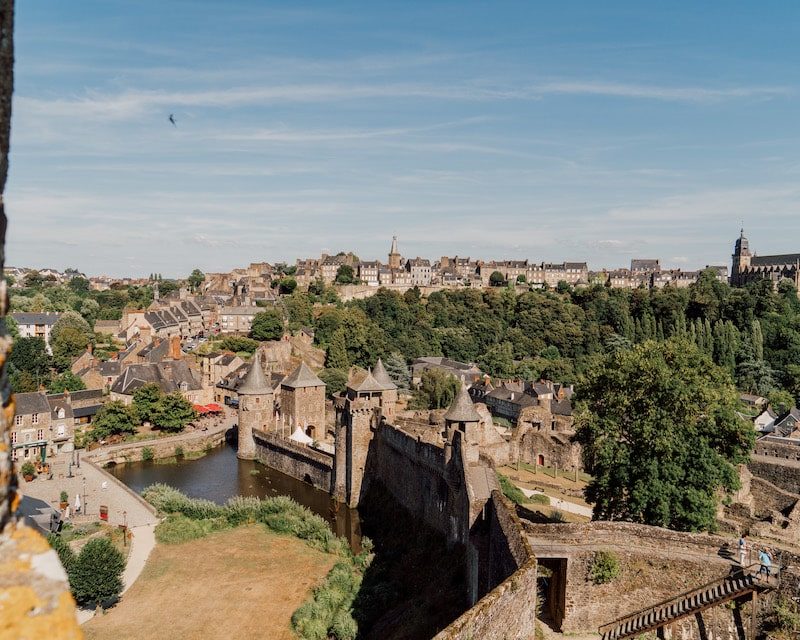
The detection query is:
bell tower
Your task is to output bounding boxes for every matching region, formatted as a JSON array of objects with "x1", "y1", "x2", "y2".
[
  {"x1": 731, "y1": 228, "x2": 752, "y2": 287},
  {"x1": 388, "y1": 235, "x2": 401, "y2": 271}
]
